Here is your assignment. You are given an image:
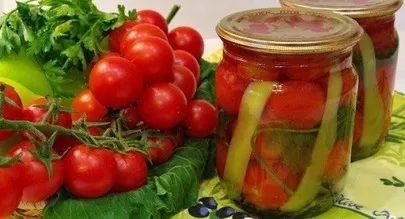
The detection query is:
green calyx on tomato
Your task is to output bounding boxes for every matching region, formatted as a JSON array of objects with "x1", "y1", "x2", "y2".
[
  {"x1": 281, "y1": 65, "x2": 342, "y2": 212},
  {"x1": 223, "y1": 81, "x2": 274, "y2": 200},
  {"x1": 0, "y1": 154, "x2": 21, "y2": 166},
  {"x1": 357, "y1": 33, "x2": 384, "y2": 149}
]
